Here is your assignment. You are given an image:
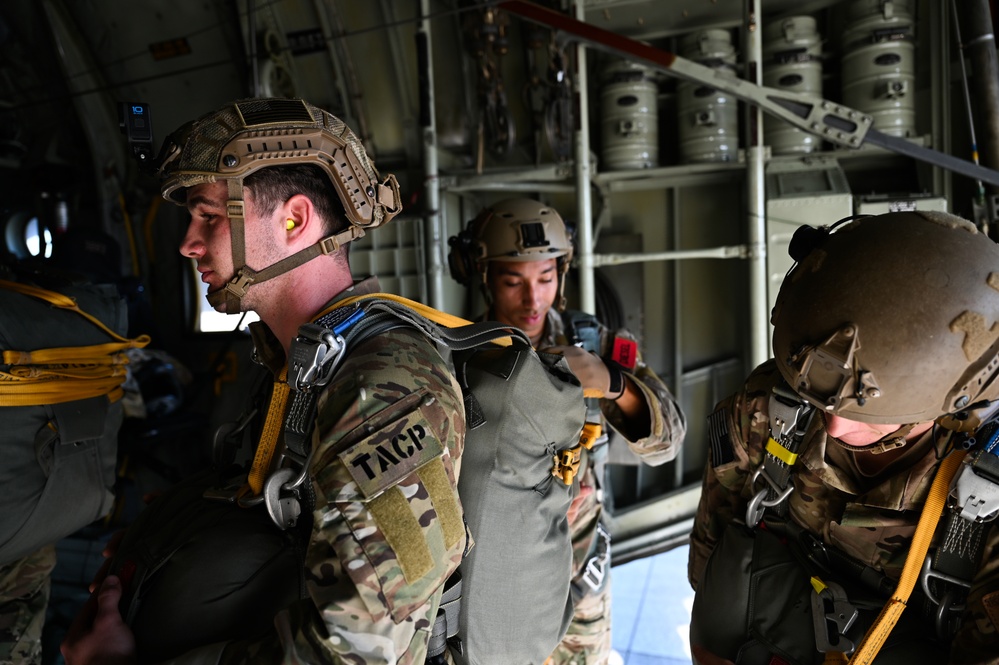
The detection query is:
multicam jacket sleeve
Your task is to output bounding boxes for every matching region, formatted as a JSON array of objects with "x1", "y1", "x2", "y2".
[
  {"x1": 595, "y1": 325, "x2": 685, "y2": 465},
  {"x1": 544, "y1": 309, "x2": 686, "y2": 466},
  {"x1": 686, "y1": 360, "x2": 771, "y2": 591},
  {"x1": 687, "y1": 360, "x2": 999, "y2": 664},
  {"x1": 216, "y1": 327, "x2": 467, "y2": 665}
]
